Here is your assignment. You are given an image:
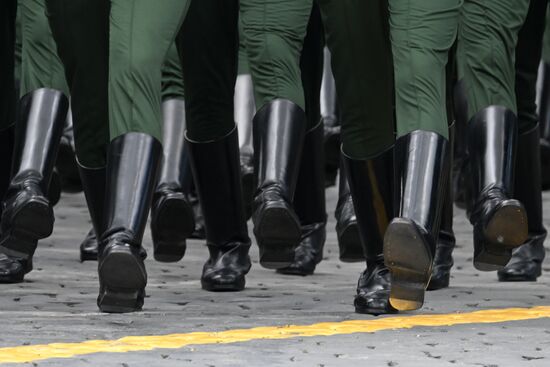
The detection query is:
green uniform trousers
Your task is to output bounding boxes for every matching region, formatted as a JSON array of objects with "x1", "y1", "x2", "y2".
[
  {"x1": 238, "y1": 18, "x2": 251, "y2": 76},
  {"x1": 240, "y1": 0, "x2": 313, "y2": 111},
  {"x1": 390, "y1": 0, "x2": 460, "y2": 139},
  {"x1": 0, "y1": 0, "x2": 17, "y2": 131},
  {"x1": 46, "y1": 0, "x2": 189, "y2": 167},
  {"x1": 162, "y1": 43, "x2": 185, "y2": 102},
  {"x1": 459, "y1": 0, "x2": 530, "y2": 120},
  {"x1": 19, "y1": 0, "x2": 67, "y2": 97},
  {"x1": 318, "y1": 0, "x2": 395, "y2": 158}
]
